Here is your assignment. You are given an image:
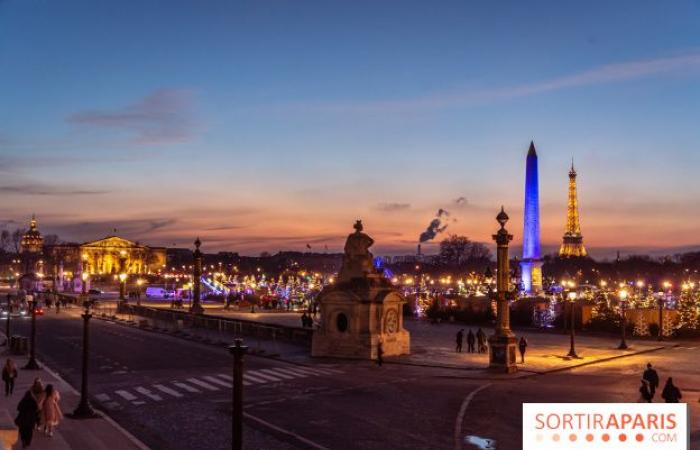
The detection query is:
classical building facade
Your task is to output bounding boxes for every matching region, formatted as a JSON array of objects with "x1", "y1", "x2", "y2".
[{"x1": 46, "y1": 236, "x2": 167, "y2": 276}]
